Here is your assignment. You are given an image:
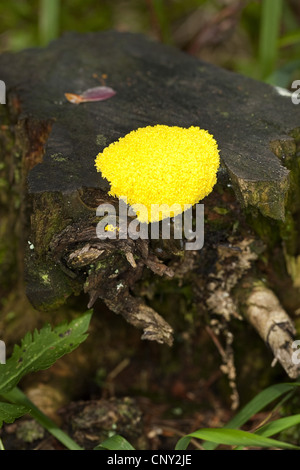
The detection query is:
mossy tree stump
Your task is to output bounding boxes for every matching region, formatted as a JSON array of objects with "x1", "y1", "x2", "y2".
[{"x1": 1, "y1": 32, "x2": 300, "y2": 380}]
